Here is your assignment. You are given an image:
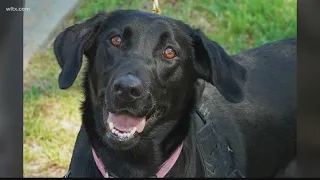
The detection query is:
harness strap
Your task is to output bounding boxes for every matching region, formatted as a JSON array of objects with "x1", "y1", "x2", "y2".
[
  {"x1": 195, "y1": 109, "x2": 207, "y2": 133},
  {"x1": 194, "y1": 108, "x2": 245, "y2": 178}
]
